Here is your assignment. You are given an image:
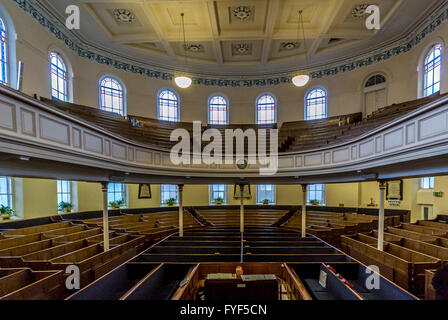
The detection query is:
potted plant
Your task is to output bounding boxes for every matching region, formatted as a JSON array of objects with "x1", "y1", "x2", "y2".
[
  {"x1": 262, "y1": 199, "x2": 270, "y2": 205},
  {"x1": 214, "y1": 197, "x2": 224, "y2": 205},
  {"x1": 310, "y1": 200, "x2": 319, "y2": 206},
  {"x1": 58, "y1": 201, "x2": 73, "y2": 213},
  {"x1": 109, "y1": 199, "x2": 124, "y2": 209},
  {"x1": 0, "y1": 205, "x2": 15, "y2": 220},
  {"x1": 165, "y1": 198, "x2": 176, "y2": 207}
]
